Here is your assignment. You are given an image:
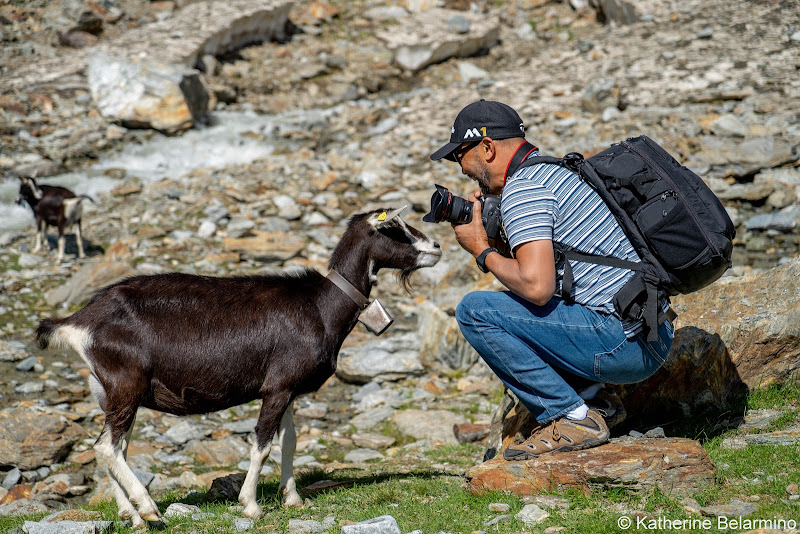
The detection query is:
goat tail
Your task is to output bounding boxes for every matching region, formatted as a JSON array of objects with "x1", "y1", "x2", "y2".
[{"x1": 36, "y1": 317, "x2": 65, "y2": 350}]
